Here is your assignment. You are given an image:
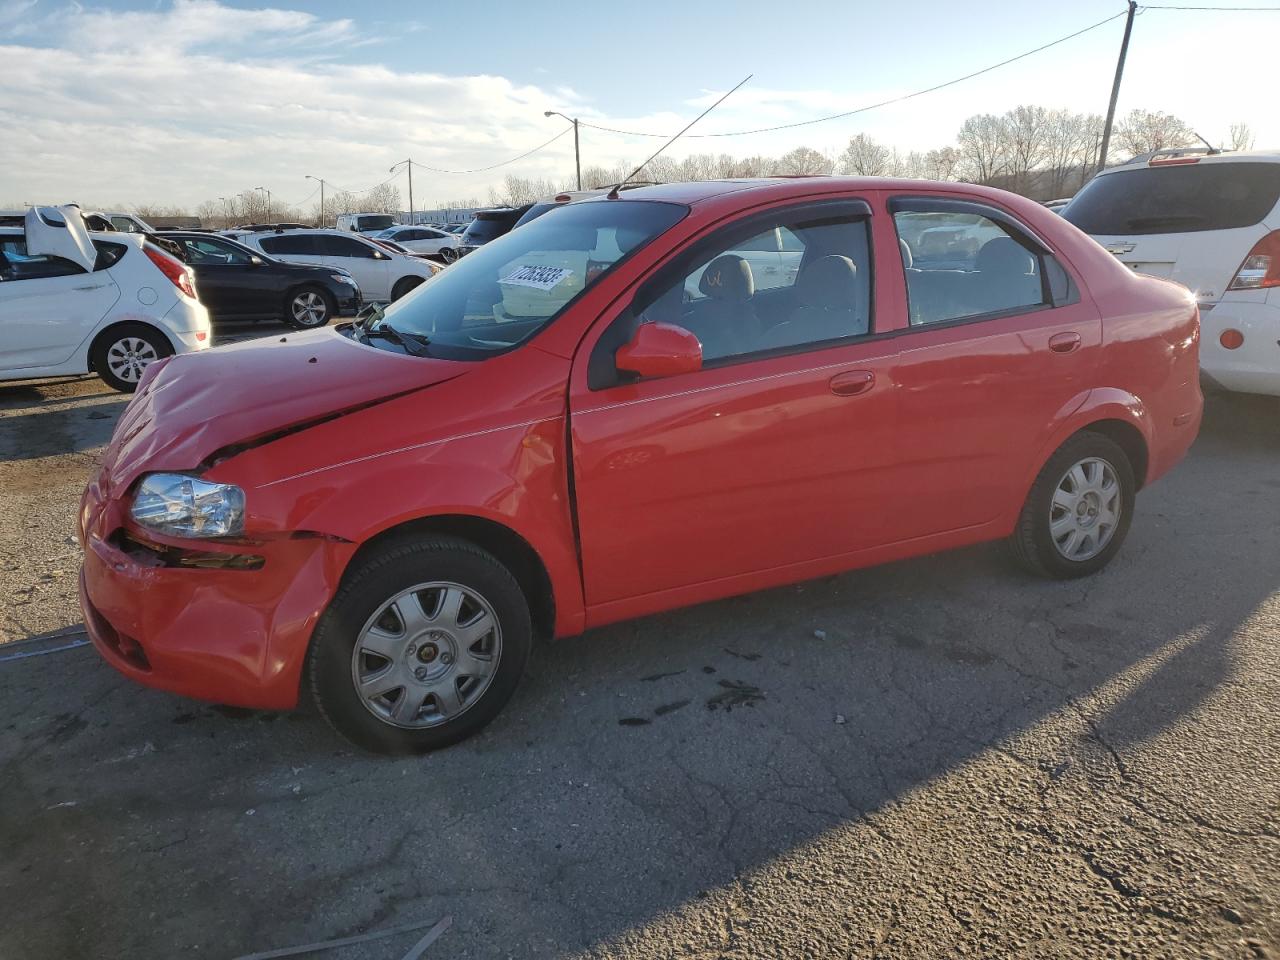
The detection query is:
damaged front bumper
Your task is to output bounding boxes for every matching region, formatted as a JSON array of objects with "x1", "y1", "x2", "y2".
[{"x1": 78, "y1": 478, "x2": 356, "y2": 710}]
